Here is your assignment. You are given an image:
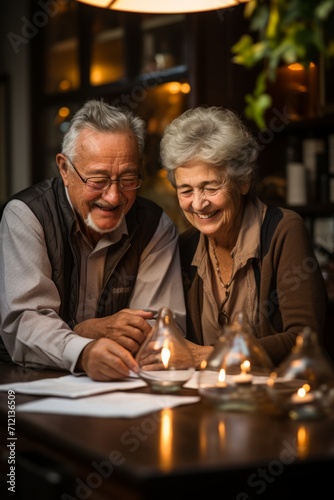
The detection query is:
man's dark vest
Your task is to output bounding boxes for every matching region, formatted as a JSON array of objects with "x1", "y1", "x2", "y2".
[
  {"x1": 179, "y1": 205, "x2": 283, "y2": 344},
  {"x1": 4, "y1": 177, "x2": 162, "y2": 328}
]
